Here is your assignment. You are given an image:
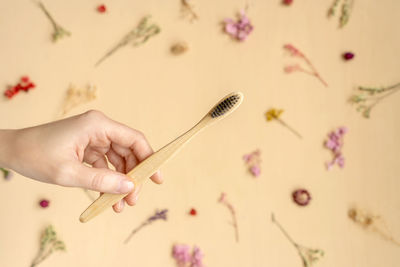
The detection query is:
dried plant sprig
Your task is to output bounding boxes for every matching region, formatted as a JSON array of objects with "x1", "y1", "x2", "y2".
[
  {"x1": 0, "y1": 167, "x2": 12, "y2": 180},
  {"x1": 218, "y1": 193, "x2": 239, "y2": 242},
  {"x1": 243, "y1": 149, "x2": 261, "y2": 177},
  {"x1": 348, "y1": 208, "x2": 400, "y2": 247},
  {"x1": 95, "y1": 16, "x2": 160, "y2": 66},
  {"x1": 265, "y1": 108, "x2": 302, "y2": 139},
  {"x1": 31, "y1": 225, "x2": 66, "y2": 267},
  {"x1": 124, "y1": 209, "x2": 168, "y2": 244},
  {"x1": 61, "y1": 84, "x2": 97, "y2": 116},
  {"x1": 181, "y1": 0, "x2": 199, "y2": 22},
  {"x1": 350, "y1": 82, "x2": 400, "y2": 118},
  {"x1": 37, "y1": 1, "x2": 70, "y2": 42},
  {"x1": 324, "y1": 127, "x2": 347, "y2": 170},
  {"x1": 284, "y1": 44, "x2": 328, "y2": 87},
  {"x1": 327, "y1": 0, "x2": 354, "y2": 28},
  {"x1": 271, "y1": 214, "x2": 324, "y2": 267}
]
